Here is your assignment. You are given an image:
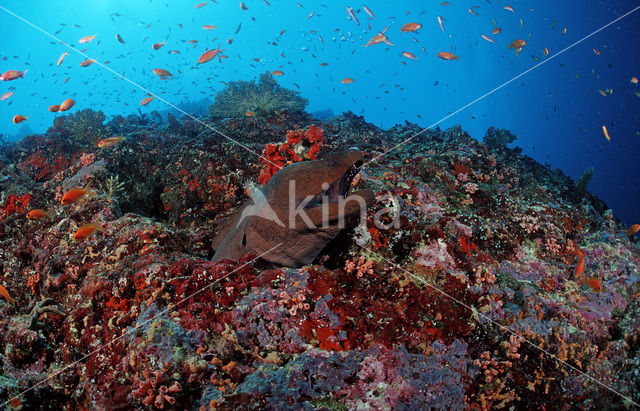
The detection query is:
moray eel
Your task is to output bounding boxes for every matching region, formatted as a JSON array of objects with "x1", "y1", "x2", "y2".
[{"x1": 212, "y1": 149, "x2": 374, "y2": 267}]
